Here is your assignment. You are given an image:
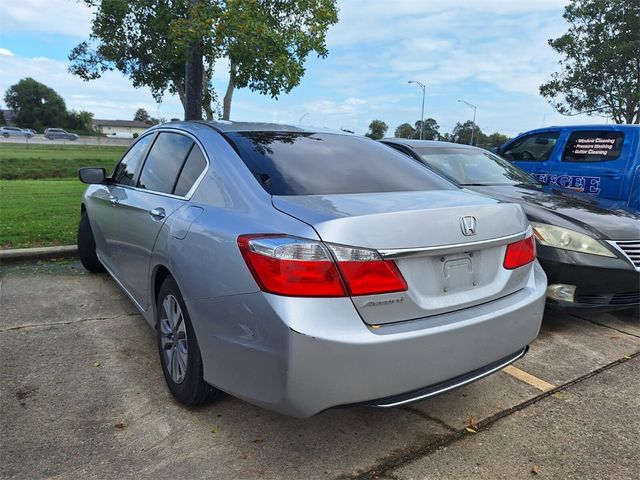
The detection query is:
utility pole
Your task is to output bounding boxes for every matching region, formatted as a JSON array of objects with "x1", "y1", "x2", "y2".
[
  {"x1": 408, "y1": 81, "x2": 426, "y2": 140},
  {"x1": 185, "y1": 0, "x2": 203, "y2": 121},
  {"x1": 458, "y1": 99, "x2": 477, "y2": 146}
]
